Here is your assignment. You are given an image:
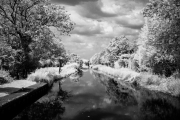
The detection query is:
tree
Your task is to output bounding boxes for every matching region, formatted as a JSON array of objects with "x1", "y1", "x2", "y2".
[
  {"x1": 68, "y1": 53, "x2": 80, "y2": 63},
  {"x1": 136, "y1": 0, "x2": 180, "y2": 75},
  {"x1": 90, "y1": 52, "x2": 101, "y2": 65},
  {"x1": 107, "y1": 36, "x2": 135, "y2": 56},
  {"x1": 90, "y1": 36, "x2": 136, "y2": 66},
  {"x1": 0, "y1": 0, "x2": 74, "y2": 78},
  {"x1": 143, "y1": 0, "x2": 180, "y2": 59}
]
